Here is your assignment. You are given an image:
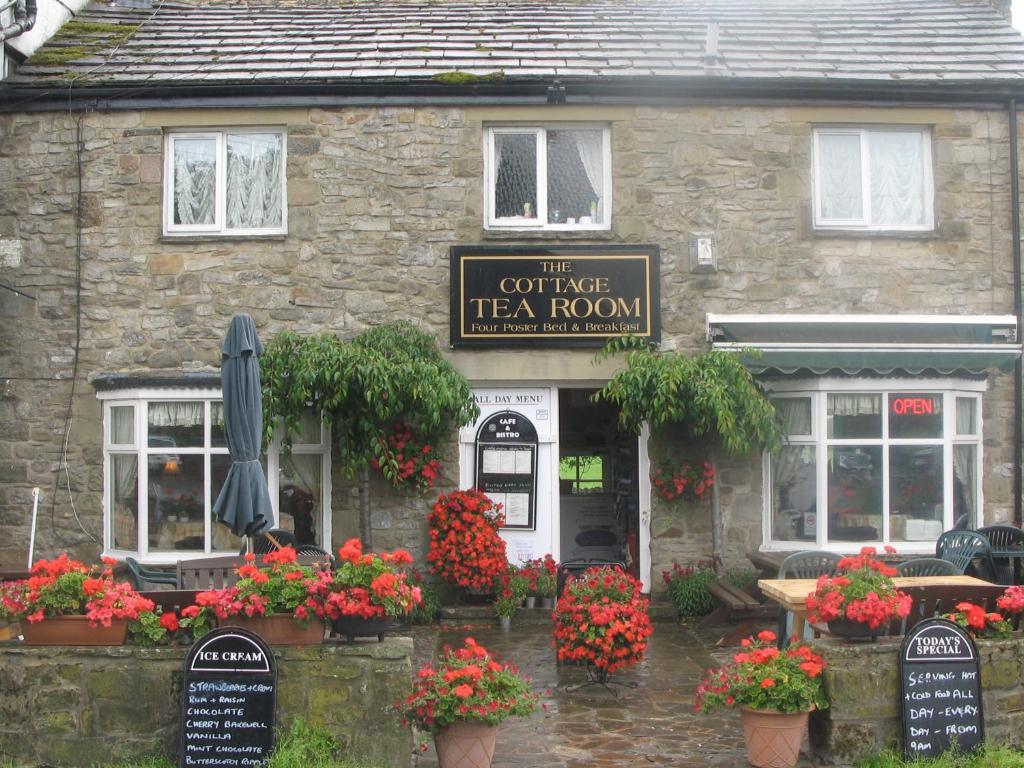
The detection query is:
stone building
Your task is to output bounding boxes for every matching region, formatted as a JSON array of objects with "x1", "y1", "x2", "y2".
[{"x1": 1, "y1": 0, "x2": 1024, "y2": 592}]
